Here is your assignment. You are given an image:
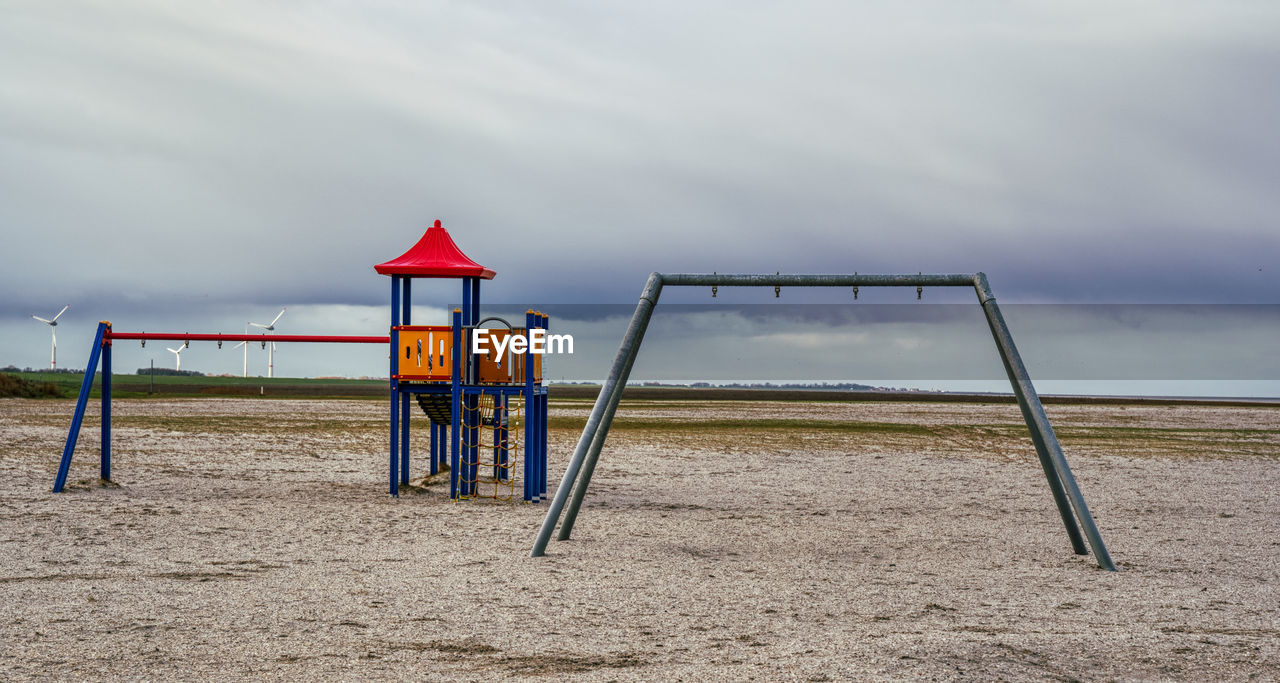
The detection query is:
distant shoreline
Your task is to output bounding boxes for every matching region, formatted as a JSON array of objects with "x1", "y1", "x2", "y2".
[
  {"x1": 548, "y1": 385, "x2": 1280, "y2": 408},
  {"x1": 5, "y1": 370, "x2": 1276, "y2": 406}
]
